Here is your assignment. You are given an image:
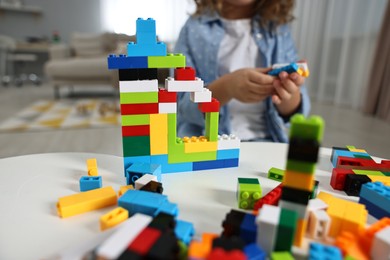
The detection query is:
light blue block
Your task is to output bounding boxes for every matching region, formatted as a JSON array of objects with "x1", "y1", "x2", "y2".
[
  {"x1": 332, "y1": 149, "x2": 371, "y2": 167},
  {"x1": 268, "y1": 63, "x2": 299, "y2": 76},
  {"x1": 127, "y1": 42, "x2": 167, "y2": 57},
  {"x1": 359, "y1": 182, "x2": 390, "y2": 213},
  {"x1": 136, "y1": 17, "x2": 156, "y2": 33},
  {"x1": 118, "y1": 189, "x2": 168, "y2": 216},
  {"x1": 175, "y1": 220, "x2": 195, "y2": 245},
  {"x1": 217, "y1": 149, "x2": 240, "y2": 160},
  {"x1": 155, "y1": 202, "x2": 179, "y2": 217},
  {"x1": 123, "y1": 156, "x2": 151, "y2": 175},
  {"x1": 309, "y1": 242, "x2": 342, "y2": 260},
  {"x1": 125, "y1": 162, "x2": 161, "y2": 185},
  {"x1": 79, "y1": 176, "x2": 102, "y2": 192}
]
